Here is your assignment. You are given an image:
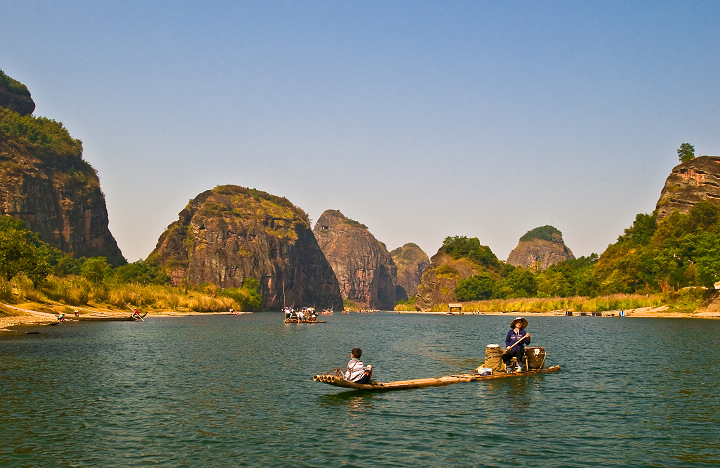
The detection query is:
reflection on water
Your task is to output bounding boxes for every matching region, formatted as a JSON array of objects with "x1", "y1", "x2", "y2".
[{"x1": 1, "y1": 313, "x2": 719, "y2": 466}]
